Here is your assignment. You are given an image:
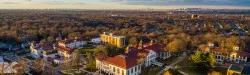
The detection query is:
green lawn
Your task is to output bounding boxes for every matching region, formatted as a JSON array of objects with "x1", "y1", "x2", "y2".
[
  {"x1": 176, "y1": 57, "x2": 227, "y2": 75},
  {"x1": 141, "y1": 65, "x2": 161, "y2": 75},
  {"x1": 176, "y1": 57, "x2": 207, "y2": 75}
]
